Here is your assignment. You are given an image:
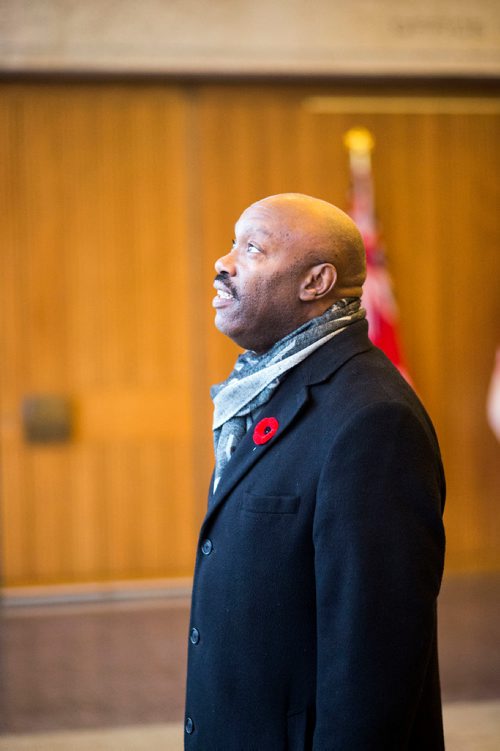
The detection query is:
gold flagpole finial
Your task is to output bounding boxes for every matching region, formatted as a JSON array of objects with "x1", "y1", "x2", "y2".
[{"x1": 343, "y1": 127, "x2": 375, "y2": 155}]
